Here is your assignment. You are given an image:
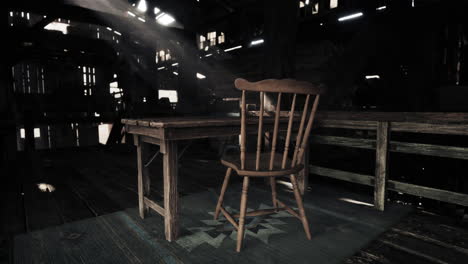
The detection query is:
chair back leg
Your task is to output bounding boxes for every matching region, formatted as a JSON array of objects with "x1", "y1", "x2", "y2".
[
  {"x1": 270, "y1": 177, "x2": 278, "y2": 211},
  {"x1": 290, "y1": 174, "x2": 312, "y2": 240},
  {"x1": 236, "y1": 176, "x2": 250, "y2": 252}
]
